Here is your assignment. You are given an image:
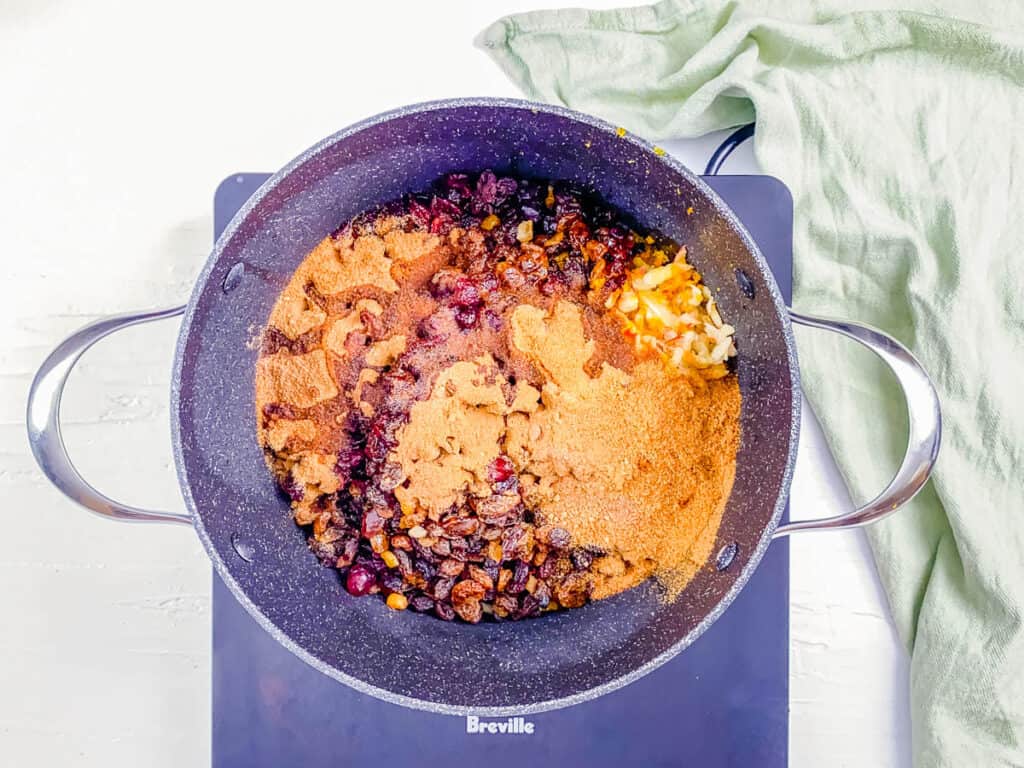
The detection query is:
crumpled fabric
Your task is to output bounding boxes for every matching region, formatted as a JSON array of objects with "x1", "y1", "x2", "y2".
[{"x1": 479, "y1": 2, "x2": 1024, "y2": 764}]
